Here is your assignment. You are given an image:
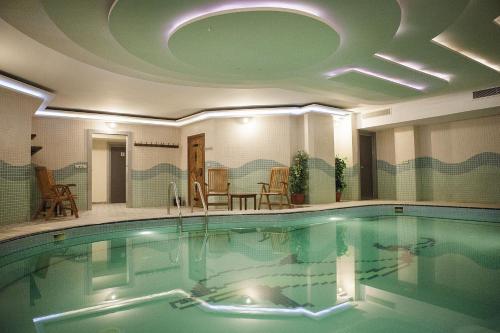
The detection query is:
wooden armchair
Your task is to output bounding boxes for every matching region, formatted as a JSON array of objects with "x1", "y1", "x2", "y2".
[
  {"x1": 205, "y1": 168, "x2": 230, "y2": 210},
  {"x1": 33, "y1": 166, "x2": 79, "y2": 220},
  {"x1": 258, "y1": 167, "x2": 291, "y2": 210}
]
